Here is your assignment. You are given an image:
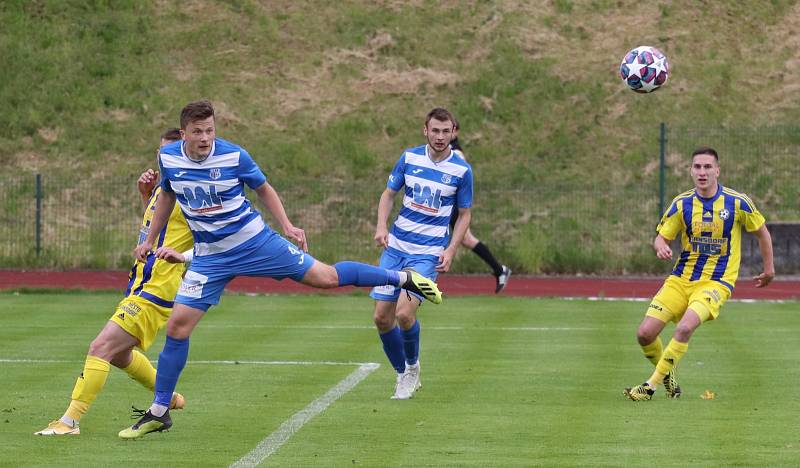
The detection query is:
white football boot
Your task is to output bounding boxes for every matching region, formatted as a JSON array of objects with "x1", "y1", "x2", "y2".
[{"x1": 391, "y1": 362, "x2": 421, "y2": 400}]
